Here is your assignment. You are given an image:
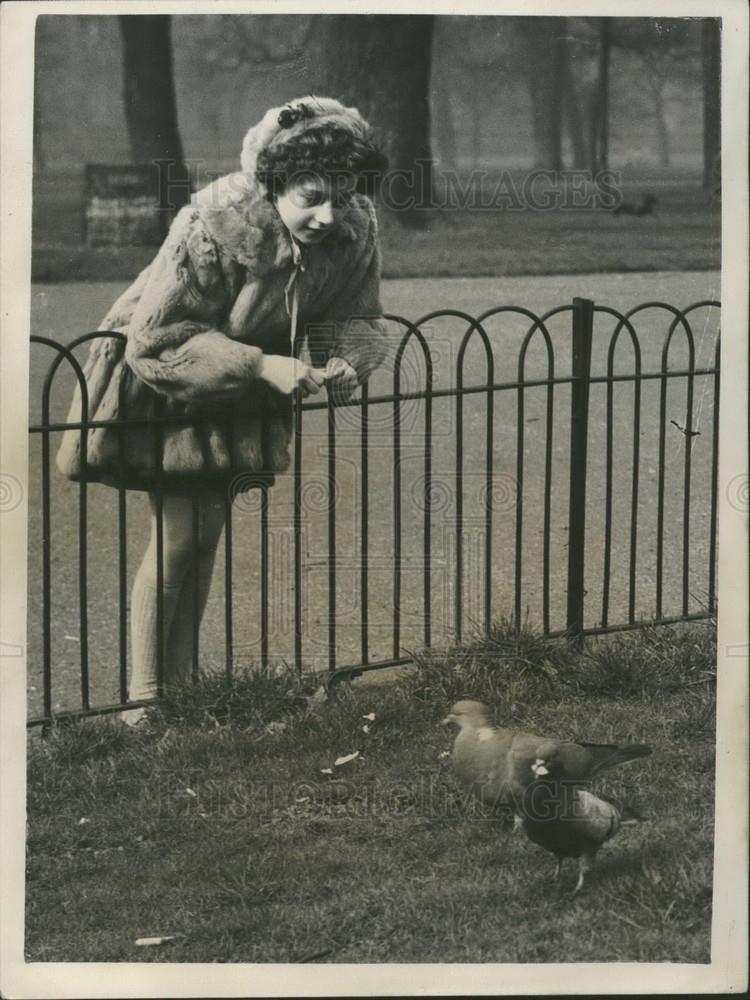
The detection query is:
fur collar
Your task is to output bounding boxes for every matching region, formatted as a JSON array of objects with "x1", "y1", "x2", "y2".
[{"x1": 192, "y1": 172, "x2": 364, "y2": 277}]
